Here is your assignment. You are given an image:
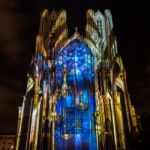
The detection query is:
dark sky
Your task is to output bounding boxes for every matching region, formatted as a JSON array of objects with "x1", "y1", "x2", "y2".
[{"x1": 0, "y1": 0, "x2": 149, "y2": 133}]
